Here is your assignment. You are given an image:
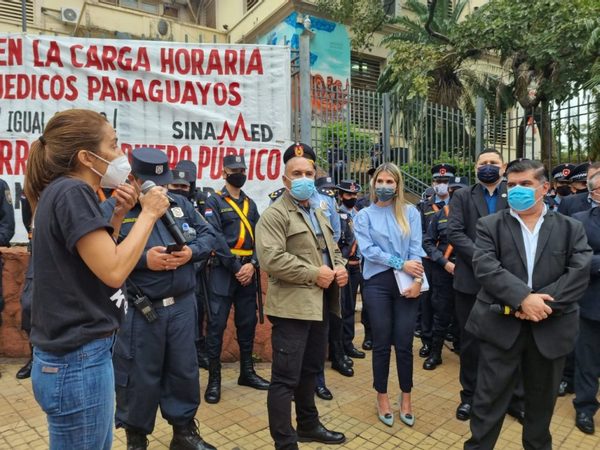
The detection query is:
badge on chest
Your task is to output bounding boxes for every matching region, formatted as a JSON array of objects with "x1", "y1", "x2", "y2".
[{"x1": 170, "y1": 206, "x2": 184, "y2": 218}]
